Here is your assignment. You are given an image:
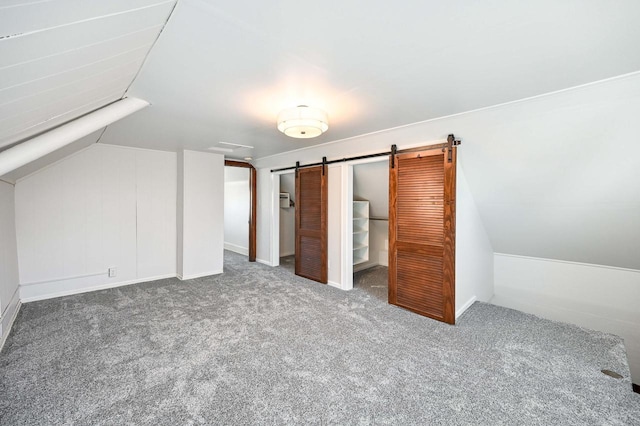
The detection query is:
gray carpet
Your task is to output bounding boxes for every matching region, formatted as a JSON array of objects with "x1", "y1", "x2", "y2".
[
  {"x1": 1, "y1": 251, "x2": 639, "y2": 425},
  {"x1": 354, "y1": 265, "x2": 388, "y2": 302}
]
